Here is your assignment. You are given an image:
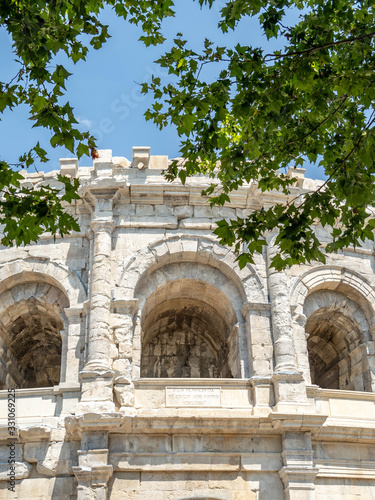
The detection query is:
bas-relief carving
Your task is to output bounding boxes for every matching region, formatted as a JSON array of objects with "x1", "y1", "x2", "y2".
[{"x1": 0, "y1": 149, "x2": 375, "y2": 500}]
